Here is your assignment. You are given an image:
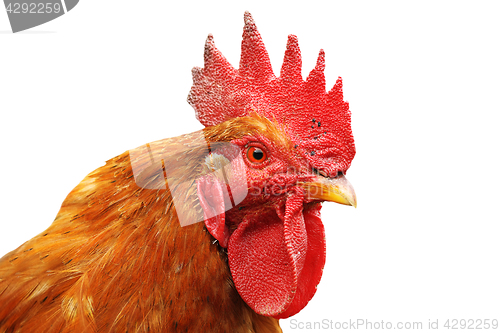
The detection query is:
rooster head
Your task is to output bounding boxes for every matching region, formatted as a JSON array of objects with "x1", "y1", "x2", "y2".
[{"x1": 186, "y1": 12, "x2": 356, "y2": 319}]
